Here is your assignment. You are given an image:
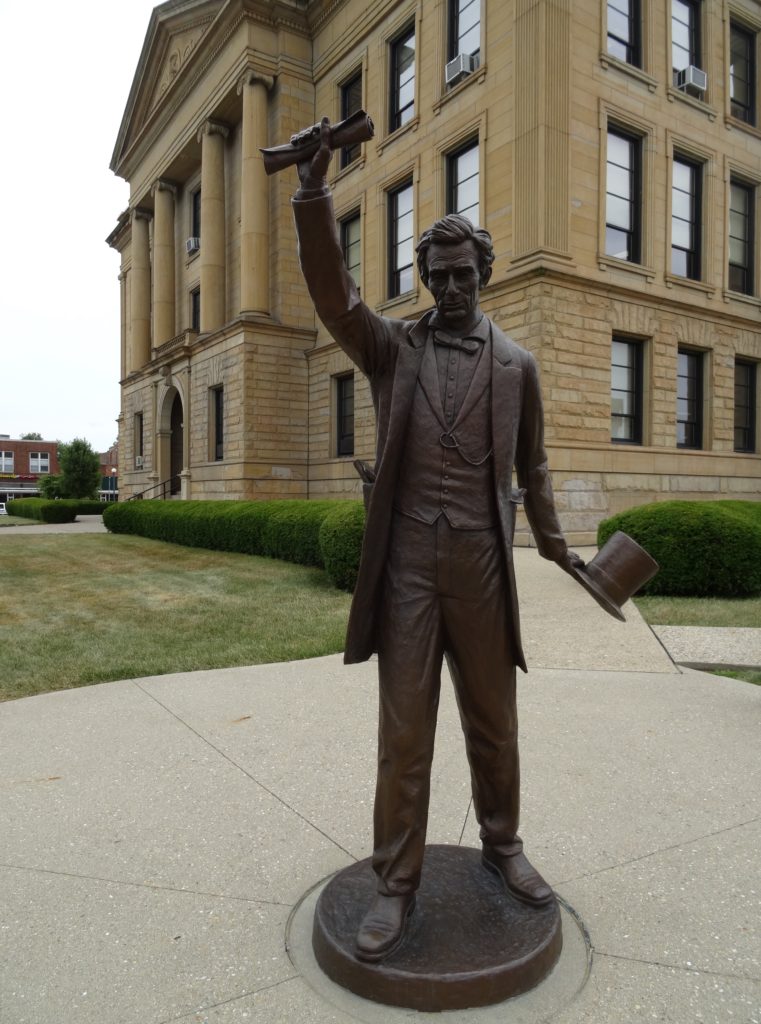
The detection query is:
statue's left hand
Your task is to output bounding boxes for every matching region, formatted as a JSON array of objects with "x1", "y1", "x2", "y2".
[
  {"x1": 296, "y1": 116, "x2": 332, "y2": 191},
  {"x1": 558, "y1": 549, "x2": 585, "y2": 575}
]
